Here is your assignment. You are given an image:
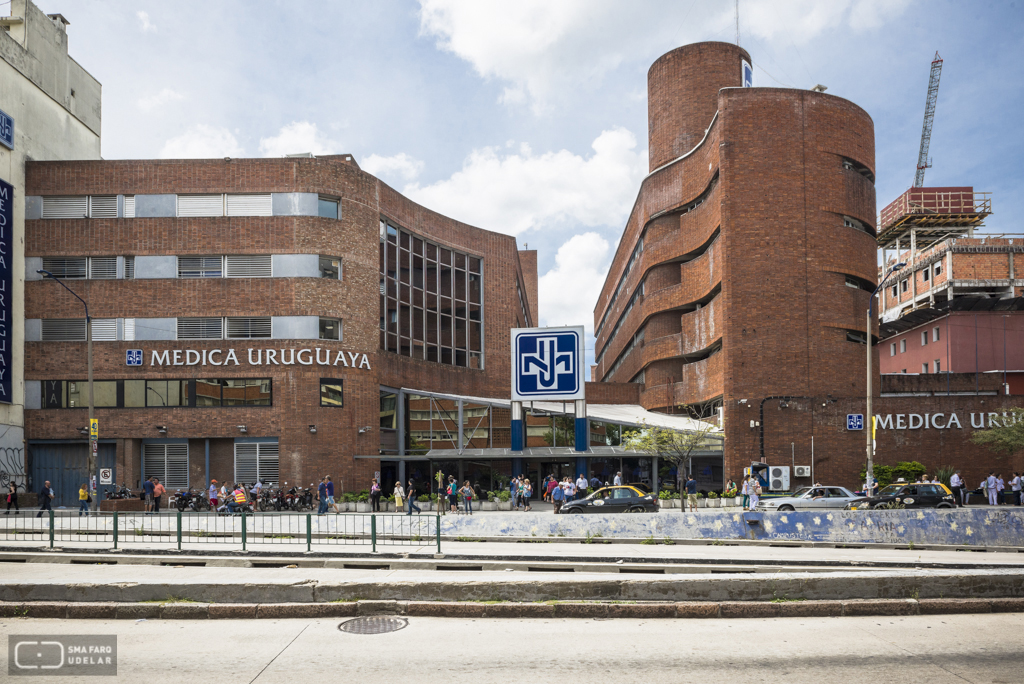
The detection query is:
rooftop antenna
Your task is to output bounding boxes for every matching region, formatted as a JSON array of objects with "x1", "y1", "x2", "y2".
[{"x1": 914, "y1": 52, "x2": 943, "y2": 187}]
